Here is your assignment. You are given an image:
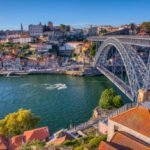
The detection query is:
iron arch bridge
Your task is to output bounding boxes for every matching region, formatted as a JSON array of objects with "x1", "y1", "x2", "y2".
[{"x1": 88, "y1": 36, "x2": 150, "y2": 101}]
